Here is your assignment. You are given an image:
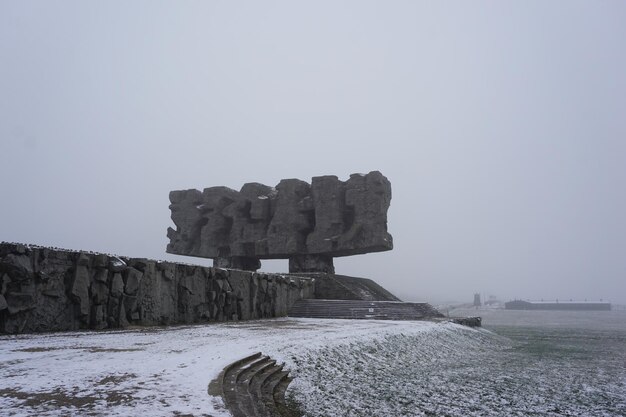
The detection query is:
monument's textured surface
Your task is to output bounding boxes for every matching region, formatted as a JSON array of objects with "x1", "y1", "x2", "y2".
[
  {"x1": 0, "y1": 243, "x2": 313, "y2": 334},
  {"x1": 167, "y1": 171, "x2": 393, "y2": 273}
]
